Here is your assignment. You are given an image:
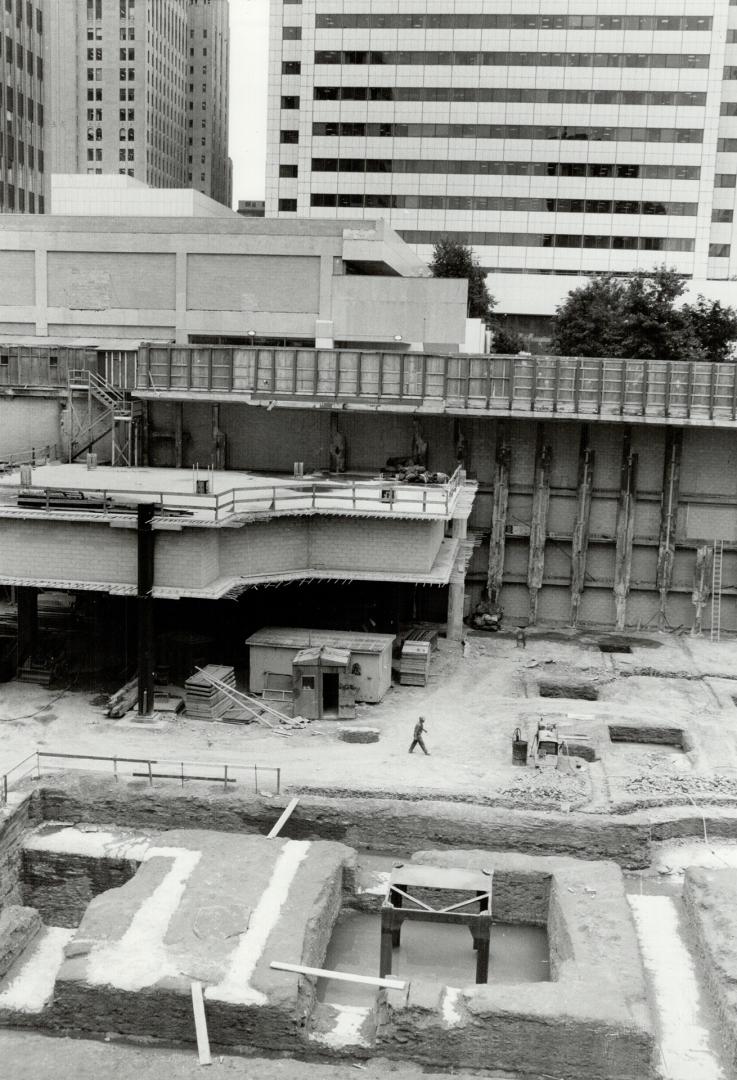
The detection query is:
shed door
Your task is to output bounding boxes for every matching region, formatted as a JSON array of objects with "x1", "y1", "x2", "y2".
[{"x1": 322, "y1": 672, "x2": 339, "y2": 712}]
